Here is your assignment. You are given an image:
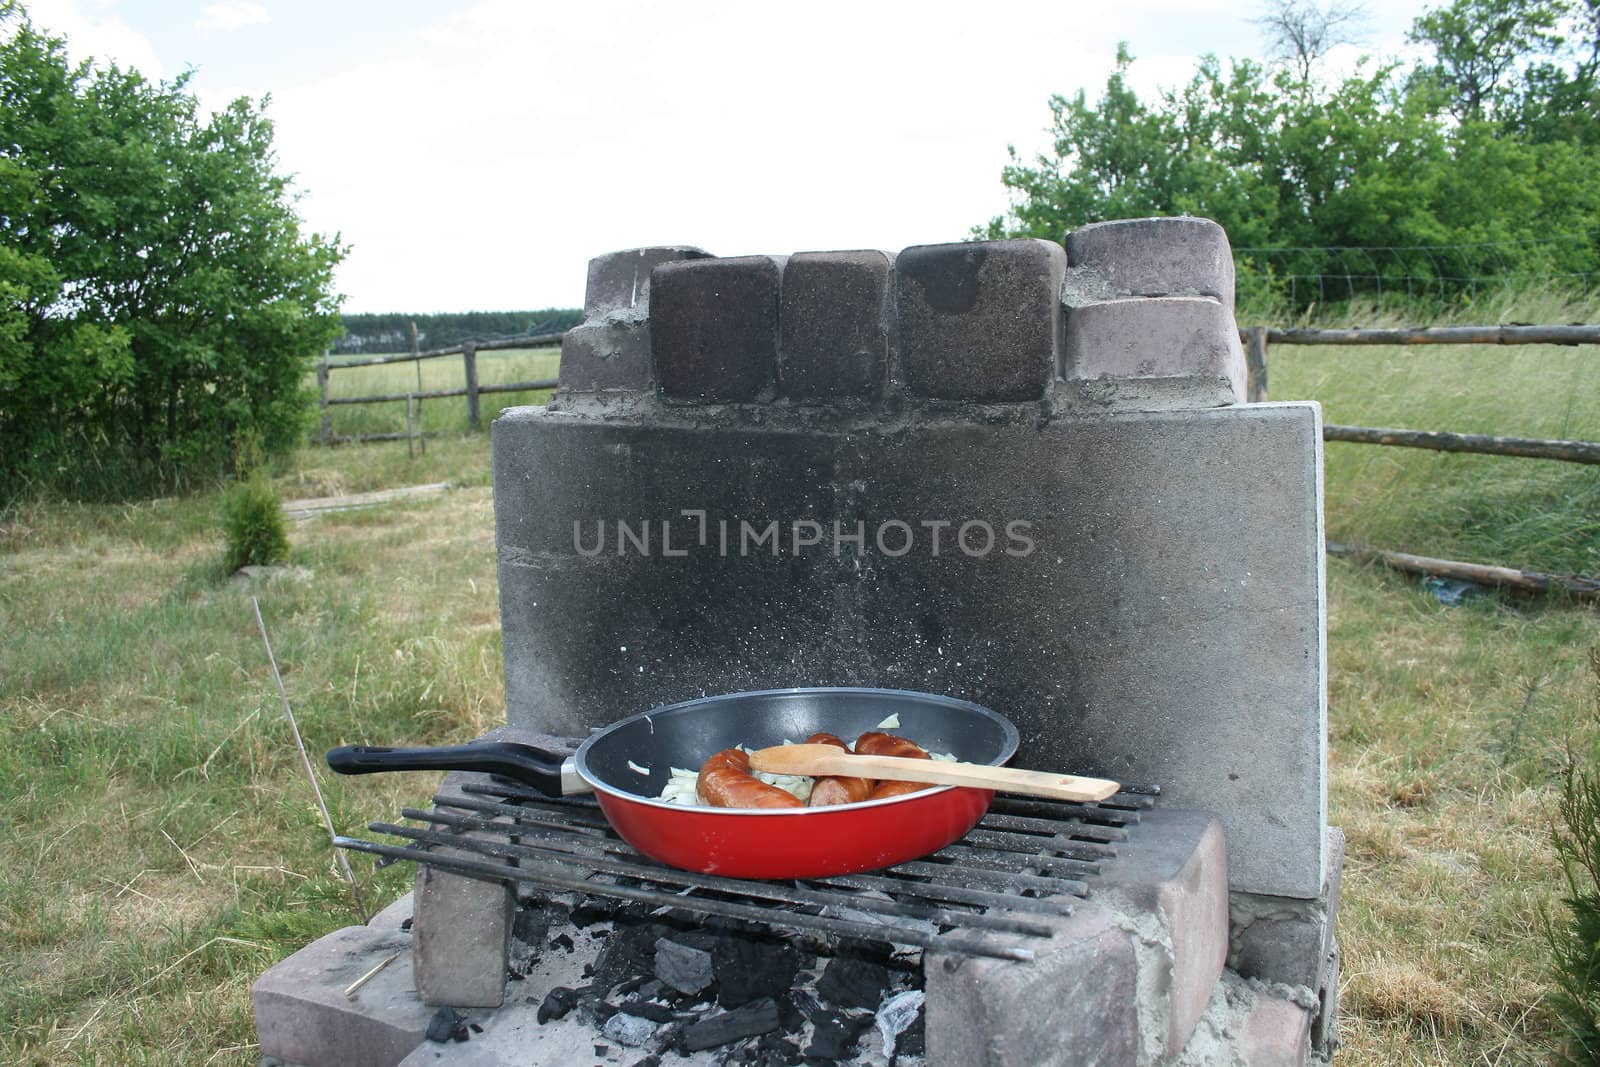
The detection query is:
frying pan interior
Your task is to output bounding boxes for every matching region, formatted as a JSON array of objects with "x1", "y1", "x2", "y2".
[{"x1": 578, "y1": 687, "x2": 1018, "y2": 803}]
